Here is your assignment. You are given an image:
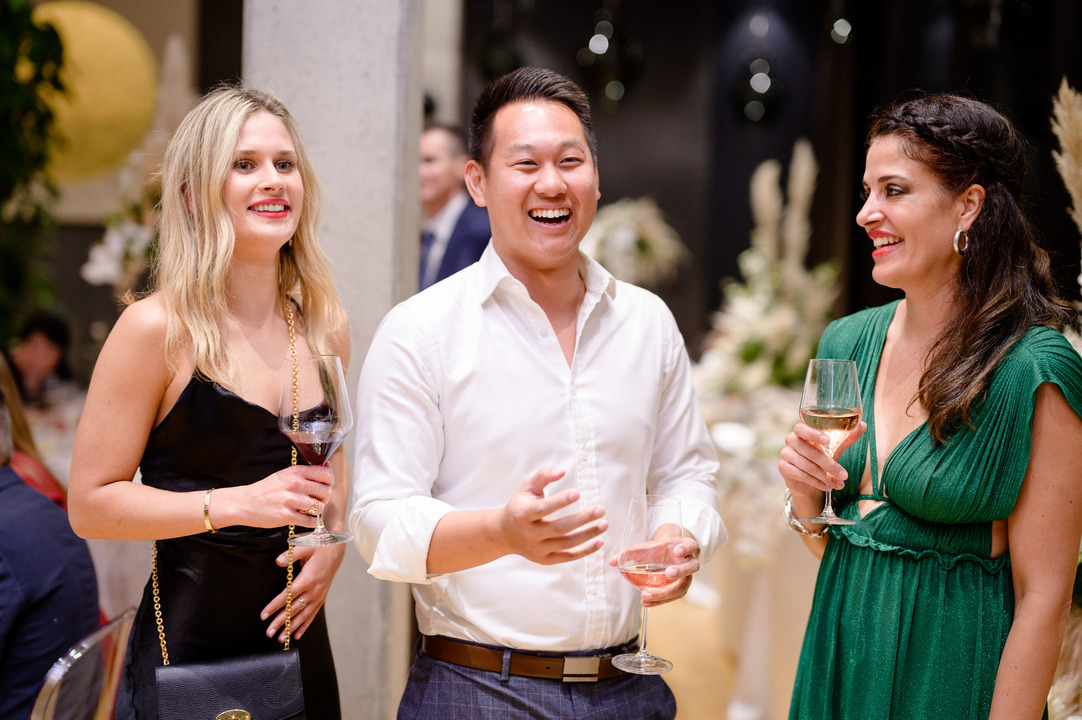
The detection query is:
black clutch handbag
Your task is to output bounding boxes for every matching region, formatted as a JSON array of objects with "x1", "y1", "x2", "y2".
[
  {"x1": 155, "y1": 649, "x2": 304, "y2": 720},
  {"x1": 149, "y1": 533, "x2": 306, "y2": 720}
]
